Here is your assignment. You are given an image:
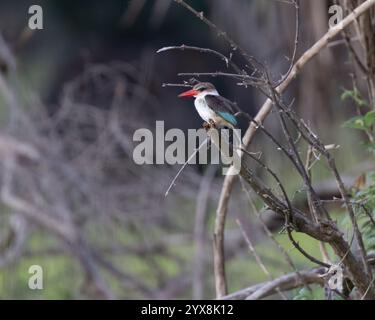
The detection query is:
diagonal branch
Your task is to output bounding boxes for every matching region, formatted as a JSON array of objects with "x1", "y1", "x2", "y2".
[
  {"x1": 214, "y1": 0, "x2": 375, "y2": 298},
  {"x1": 221, "y1": 268, "x2": 325, "y2": 300}
]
